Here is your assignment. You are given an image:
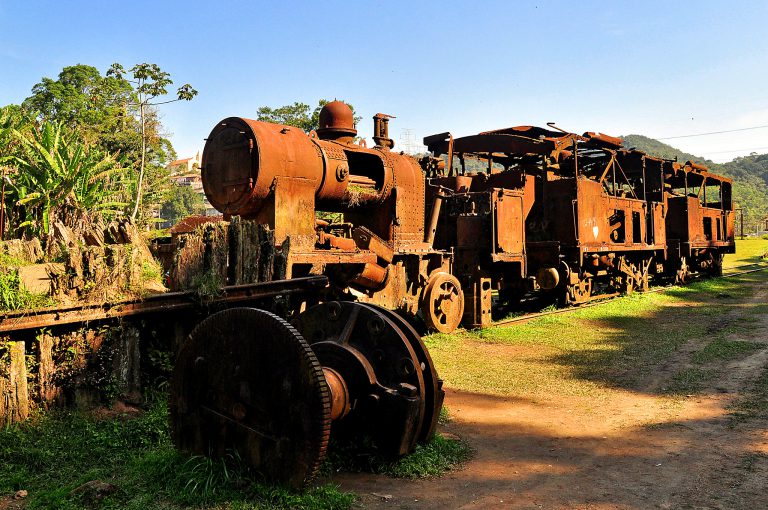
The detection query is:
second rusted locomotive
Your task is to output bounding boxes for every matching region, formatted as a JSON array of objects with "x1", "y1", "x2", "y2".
[
  {"x1": 421, "y1": 125, "x2": 735, "y2": 327},
  {"x1": 201, "y1": 102, "x2": 735, "y2": 332}
]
